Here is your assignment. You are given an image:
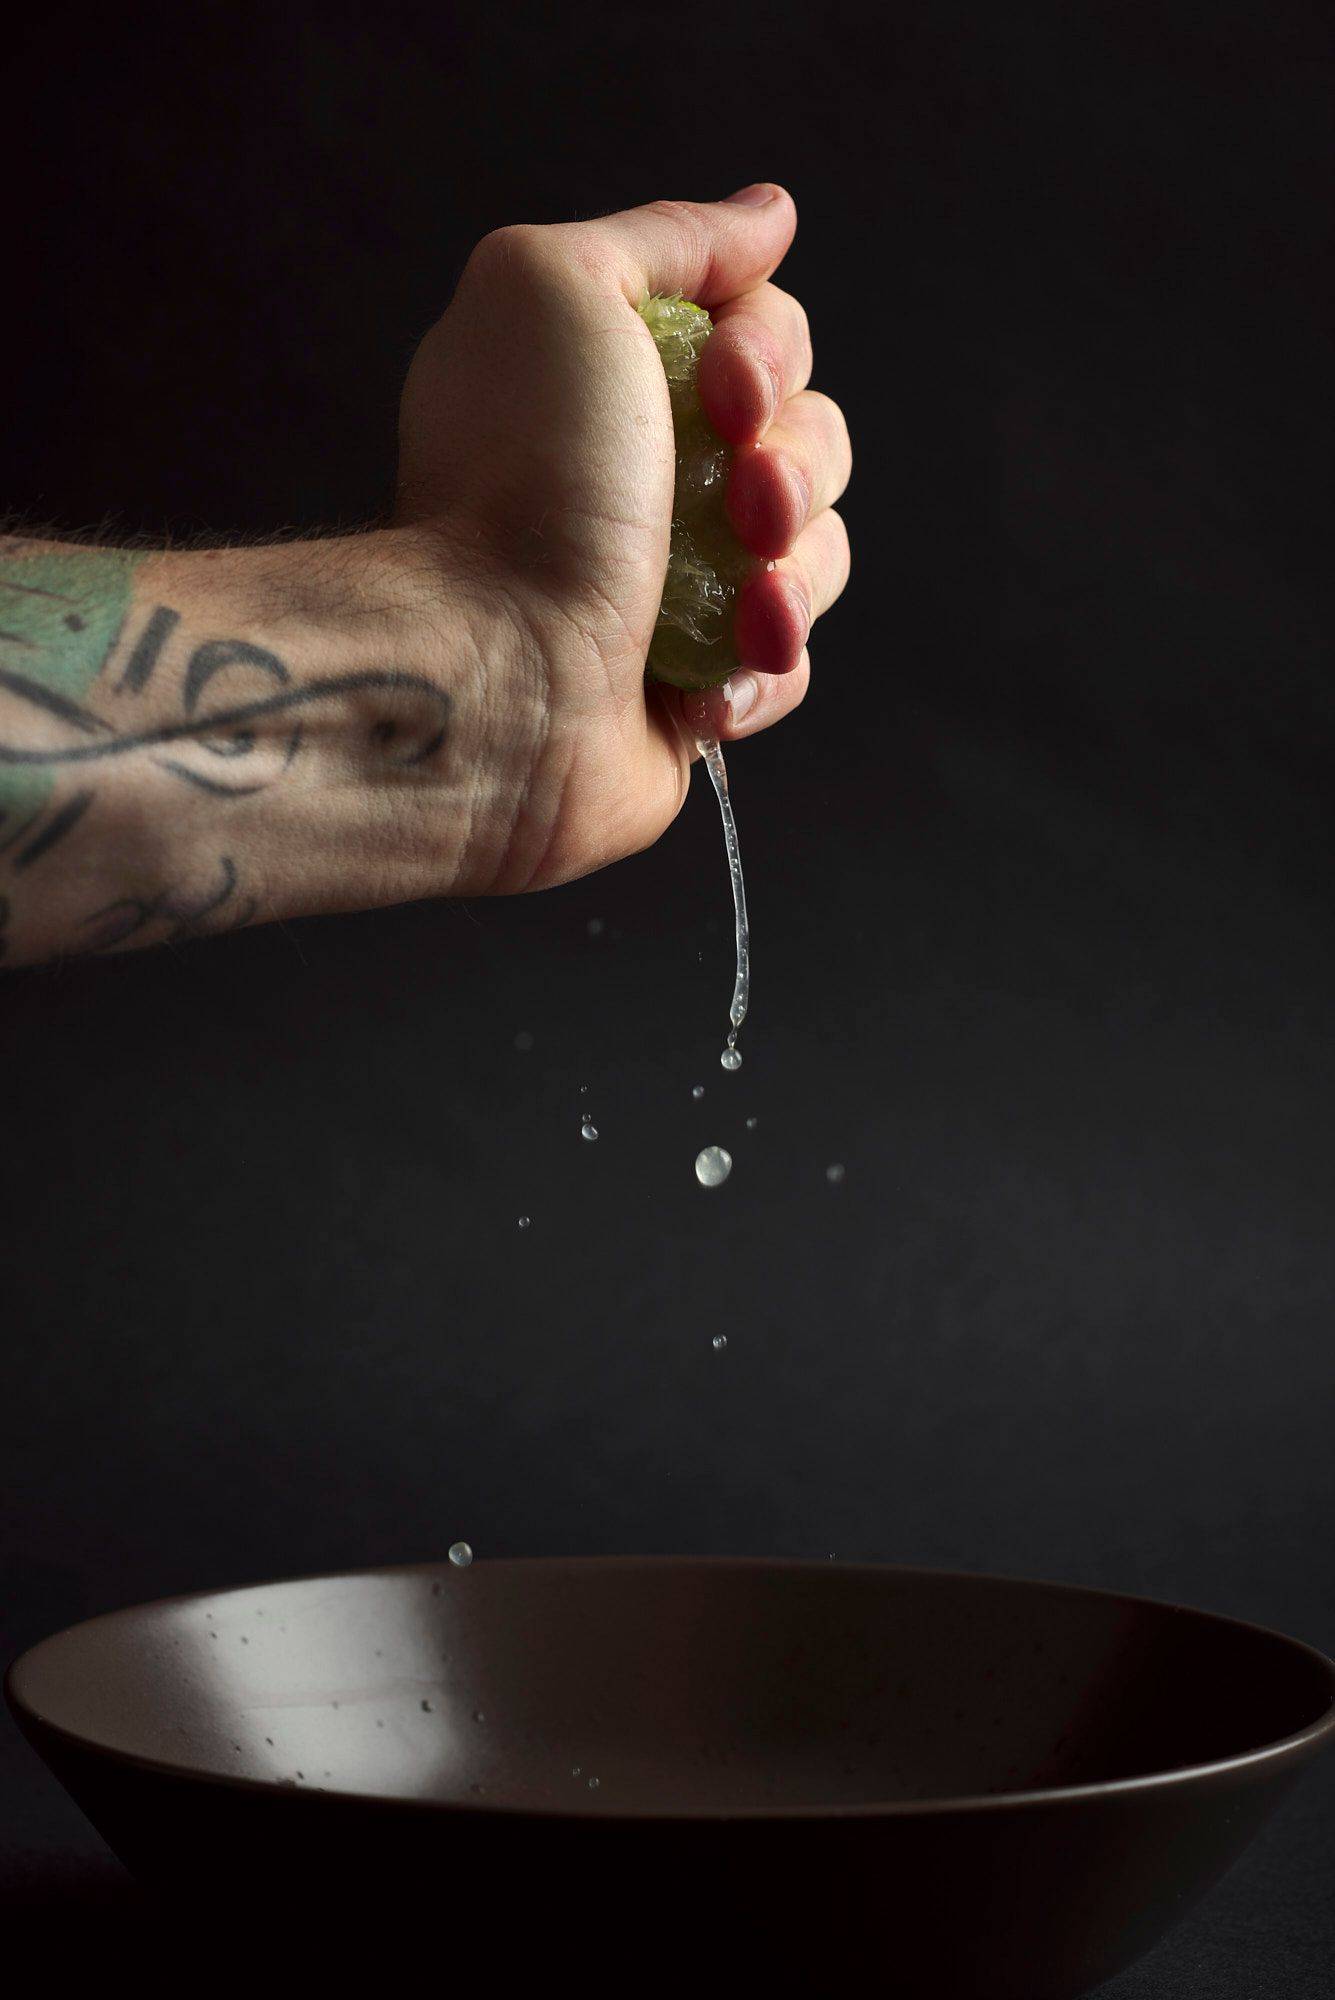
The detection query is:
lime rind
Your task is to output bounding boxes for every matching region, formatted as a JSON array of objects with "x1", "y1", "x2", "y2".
[{"x1": 636, "y1": 291, "x2": 753, "y2": 691}]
